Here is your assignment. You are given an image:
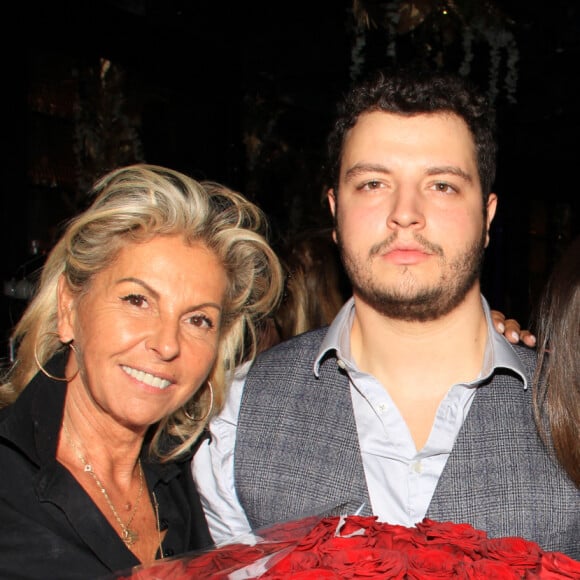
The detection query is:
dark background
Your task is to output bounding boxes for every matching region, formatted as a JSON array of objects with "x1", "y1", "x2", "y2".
[{"x1": 1, "y1": 0, "x2": 579, "y2": 360}]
